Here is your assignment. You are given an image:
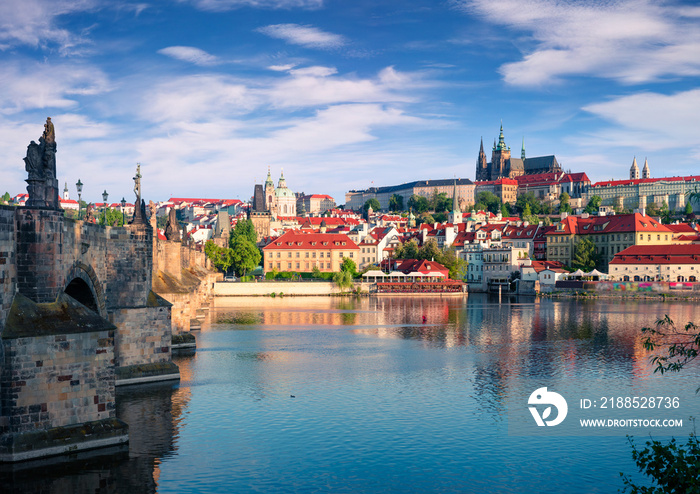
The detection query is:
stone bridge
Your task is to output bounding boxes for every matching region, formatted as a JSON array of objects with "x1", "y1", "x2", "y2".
[{"x1": 0, "y1": 120, "x2": 178, "y2": 463}]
